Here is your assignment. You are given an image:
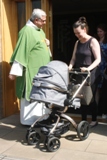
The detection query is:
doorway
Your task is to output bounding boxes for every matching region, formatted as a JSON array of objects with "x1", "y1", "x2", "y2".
[{"x1": 52, "y1": 0, "x2": 107, "y2": 65}]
